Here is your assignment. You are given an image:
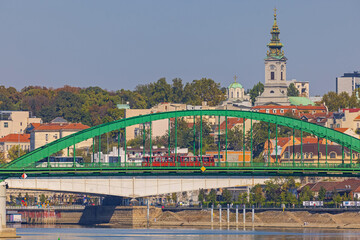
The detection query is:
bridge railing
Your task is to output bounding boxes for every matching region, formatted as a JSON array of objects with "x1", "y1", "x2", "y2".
[{"x1": 16, "y1": 161, "x2": 360, "y2": 170}]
